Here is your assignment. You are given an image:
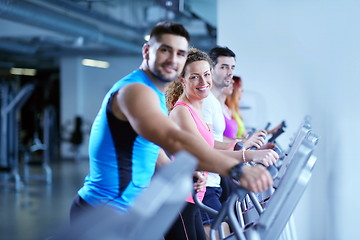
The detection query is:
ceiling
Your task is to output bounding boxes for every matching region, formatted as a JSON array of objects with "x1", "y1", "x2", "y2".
[{"x1": 0, "y1": 0, "x2": 217, "y2": 71}]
